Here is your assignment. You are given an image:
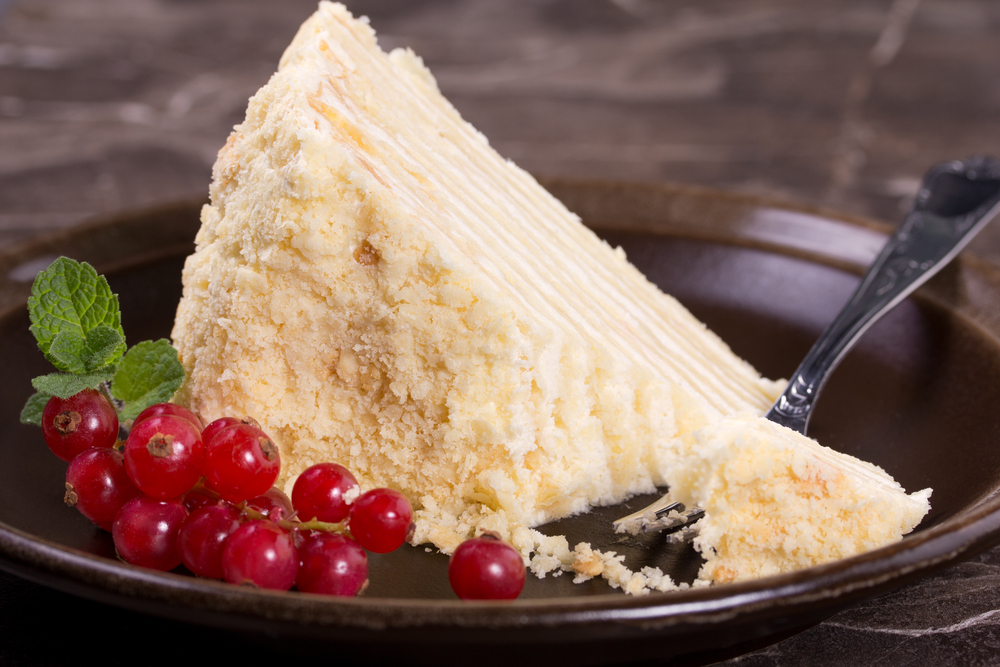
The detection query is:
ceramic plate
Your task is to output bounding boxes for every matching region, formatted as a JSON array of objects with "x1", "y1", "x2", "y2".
[{"x1": 3, "y1": 181, "x2": 1000, "y2": 666}]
